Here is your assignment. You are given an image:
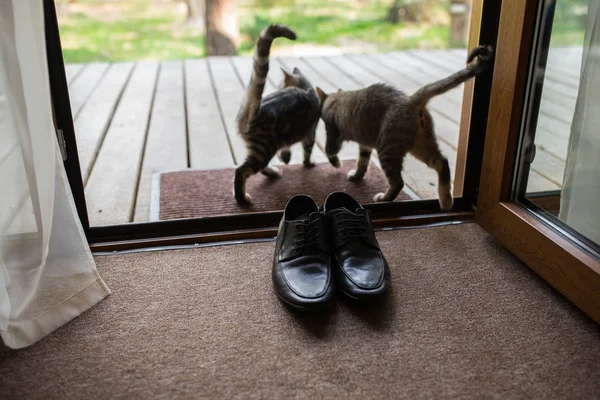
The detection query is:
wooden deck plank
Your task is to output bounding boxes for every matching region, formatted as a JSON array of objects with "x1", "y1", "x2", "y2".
[
  {"x1": 547, "y1": 48, "x2": 582, "y2": 75},
  {"x1": 75, "y1": 62, "x2": 135, "y2": 183},
  {"x1": 535, "y1": 126, "x2": 569, "y2": 160},
  {"x1": 435, "y1": 49, "x2": 581, "y2": 100},
  {"x1": 530, "y1": 149, "x2": 565, "y2": 187},
  {"x1": 230, "y1": 56, "x2": 278, "y2": 97},
  {"x1": 85, "y1": 61, "x2": 159, "y2": 226},
  {"x1": 527, "y1": 170, "x2": 561, "y2": 193},
  {"x1": 403, "y1": 50, "x2": 471, "y2": 103},
  {"x1": 445, "y1": 49, "x2": 468, "y2": 60},
  {"x1": 134, "y1": 61, "x2": 188, "y2": 222},
  {"x1": 425, "y1": 49, "x2": 579, "y2": 120},
  {"x1": 65, "y1": 64, "x2": 84, "y2": 84},
  {"x1": 185, "y1": 59, "x2": 235, "y2": 170},
  {"x1": 538, "y1": 97, "x2": 575, "y2": 126},
  {"x1": 384, "y1": 52, "x2": 464, "y2": 105},
  {"x1": 545, "y1": 68, "x2": 580, "y2": 90},
  {"x1": 206, "y1": 57, "x2": 247, "y2": 164},
  {"x1": 68, "y1": 62, "x2": 109, "y2": 118},
  {"x1": 412, "y1": 49, "x2": 579, "y2": 119}
]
